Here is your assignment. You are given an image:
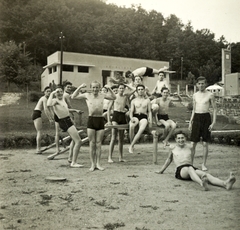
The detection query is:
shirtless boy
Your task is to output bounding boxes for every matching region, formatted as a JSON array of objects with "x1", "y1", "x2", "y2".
[
  {"x1": 54, "y1": 81, "x2": 82, "y2": 160},
  {"x1": 155, "y1": 131, "x2": 236, "y2": 191},
  {"x1": 71, "y1": 81, "x2": 116, "y2": 171},
  {"x1": 151, "y1": 71, "x2": 170, "y2": 98},
  {"x1": 32, "y1": 86, "x2": 54, "y2": 154},
  {"x1": 47, "y1": 85, "x2": 83, "y2": 168},
  {"x1": 189, "y1": 76, "x2": 217, "y2": 171},
  {"x1": 107, "y1": 83, "x2": 135, "y2": 163},
  {"x1": 151, "y1": 87, "x2": 176, "y2": 148},
  {"x1": 125, "y1": 66, "x2": 168, "y2": 79},
  {"x1": 129, "y1": 84, "x2": 152, "y2": 154}
]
